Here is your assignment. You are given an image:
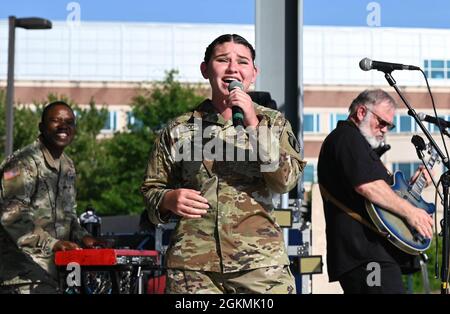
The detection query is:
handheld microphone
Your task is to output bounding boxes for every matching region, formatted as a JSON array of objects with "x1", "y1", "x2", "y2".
[
  {"x1": 359, "y1": 57, "x2": 420, "y2": 73},
  {"x1": 417, "y1": 112, "x2": 450, "y2": 129},
  {"x1": 228, "y1": 80, "x2": 245, "y2": 127}
]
